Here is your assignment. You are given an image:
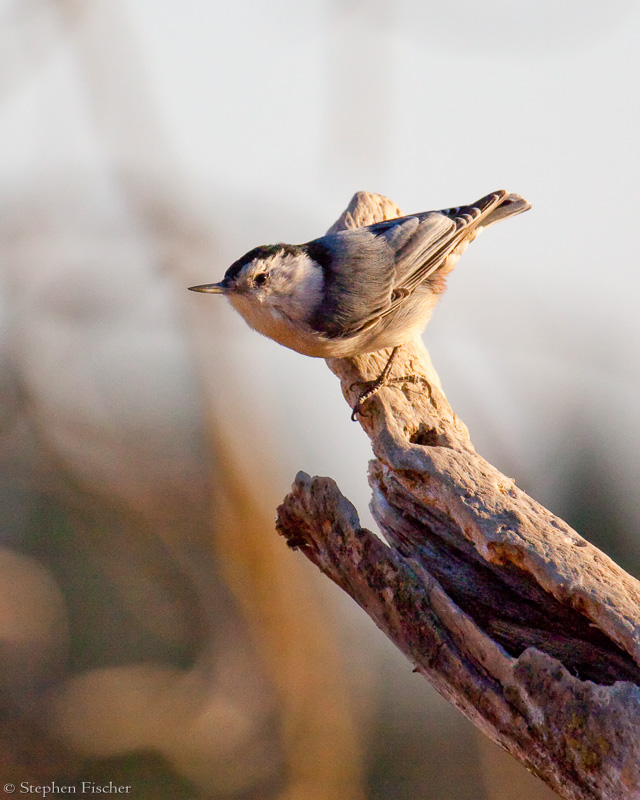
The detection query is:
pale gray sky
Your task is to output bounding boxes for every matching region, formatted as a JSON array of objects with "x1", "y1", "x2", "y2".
[{"x1": 1, "y1": 0, "x2": 639, "y2": 530}]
